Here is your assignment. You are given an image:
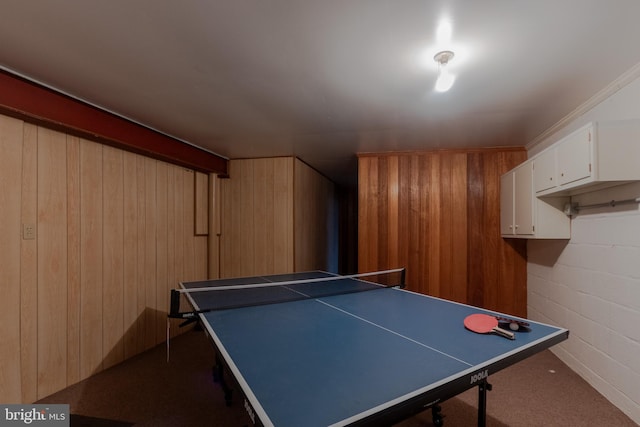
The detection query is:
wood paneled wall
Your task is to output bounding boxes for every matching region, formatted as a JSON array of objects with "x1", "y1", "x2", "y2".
[
  {"x1": 220, "y1": 157, "x2": 335, "y2": 277},
  {"x1": 220, "y1": 157, "x2": 294, "y2": 277},
  {"x1": 294, "y1": 159, "x2": 336, "y2": 272},
  {"x1": 0, "y1": 114, "x2": 209, "y2": 403},
  {"x1": 358, "y1": 148, "x2": 528, "y2": 316}
]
